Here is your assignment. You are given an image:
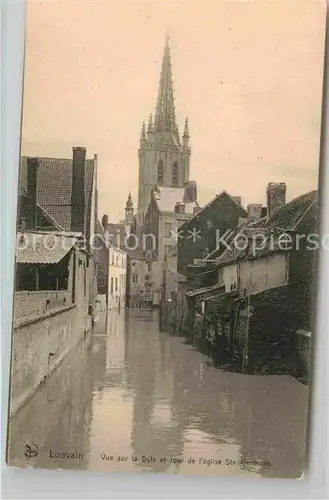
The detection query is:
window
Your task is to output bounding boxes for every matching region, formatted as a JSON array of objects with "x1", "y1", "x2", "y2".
[
  {"x1": 157, "y1": 160, "x2": 164, "y2": 185},
  {"x1": 132, "y1": 274, "x2": 139, "y2": 283},
  {"x1": 164, "y1": 221, "x2": 171, "y2": 237},
  {"x1": 110, "y1": 277, "x2": 114, "y2": 294},
  {"x1": 172, "y1": 162, "x2": 179, "y2": 186},
  {"x1": 111, "y1": 251, "x2": 114, "y2": 265},
  {"x1": 116, "y1": 255, "x2": 118, "y2": 266},
  {"x1": 115, "y1": 277, "x2": 118, "y2": 291},
  {"x1": 147, "y1": 263, "x2": 152, "y2": 272}
]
